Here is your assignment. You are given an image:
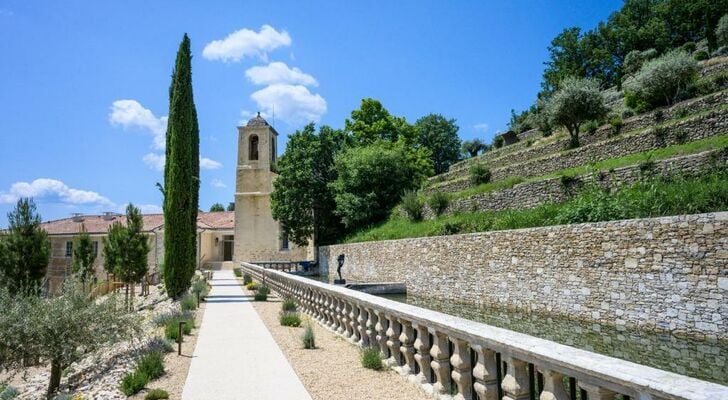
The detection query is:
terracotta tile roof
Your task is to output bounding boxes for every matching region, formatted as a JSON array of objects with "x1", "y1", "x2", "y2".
[
  {"x1": 41, "y1": 211, "x2": 235, "y2": 235},
  {"x1": 197, "y1": 211, "x2": 235, "y2": 230}
]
